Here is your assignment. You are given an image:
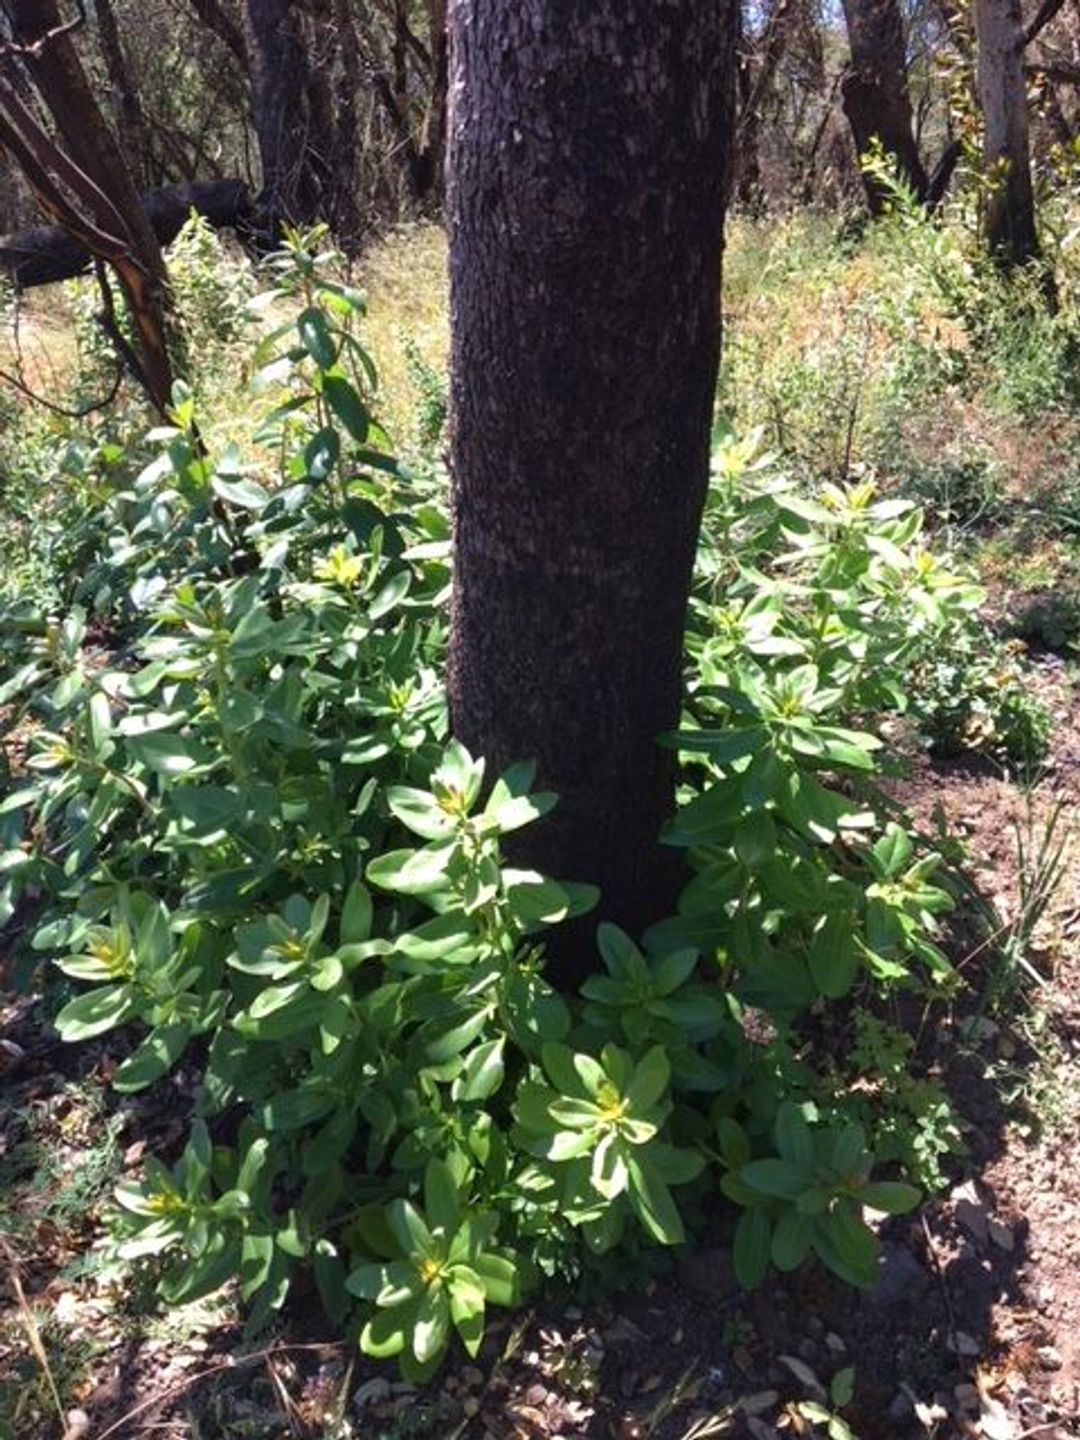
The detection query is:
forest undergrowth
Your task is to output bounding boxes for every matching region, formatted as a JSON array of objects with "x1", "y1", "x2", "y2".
[{"x1": 1, "y1": 187, "x2": 1079, "y2": 1440}]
